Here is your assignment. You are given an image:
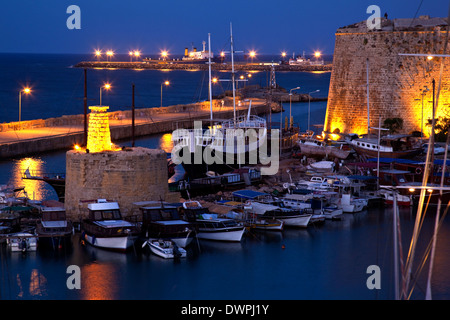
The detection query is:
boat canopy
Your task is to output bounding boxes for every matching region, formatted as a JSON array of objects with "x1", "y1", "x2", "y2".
[{"x1": 232, "y1": 189, "x2": 268, "y2": 200}]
